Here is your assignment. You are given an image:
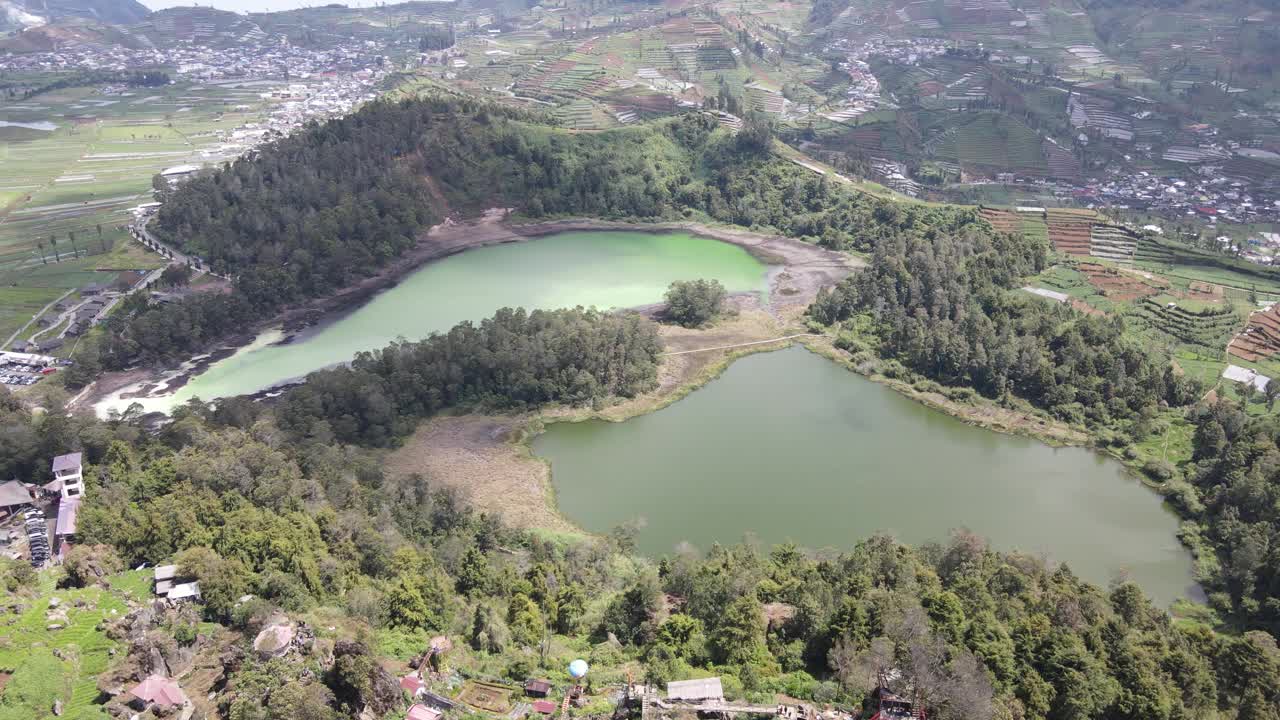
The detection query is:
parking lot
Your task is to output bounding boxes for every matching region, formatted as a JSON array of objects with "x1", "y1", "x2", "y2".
[
  {"x1": 0, "y1": 363, "x2": 48, "y2": 387},
  {"x1": 0, "y1": 352, "x2": 64, "y2": 387}
]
